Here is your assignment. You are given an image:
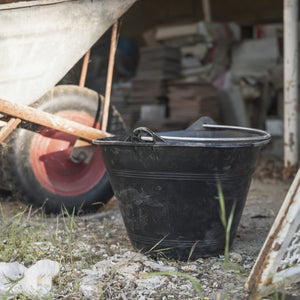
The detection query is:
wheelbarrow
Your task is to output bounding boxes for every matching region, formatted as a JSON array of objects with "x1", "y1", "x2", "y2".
[{"x1": 0, "y1": 0, "x2": 137, "y2": 213}]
